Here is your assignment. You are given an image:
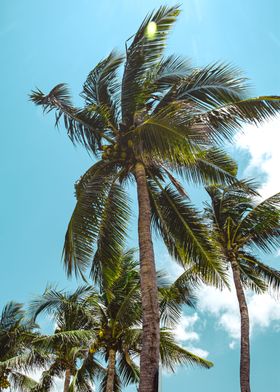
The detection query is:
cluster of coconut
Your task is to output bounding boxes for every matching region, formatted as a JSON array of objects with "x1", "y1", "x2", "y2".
[
  {"x1": 89, "y1": 329, "x2": 105, "y2": 354},
  {"x1": 0, "y1": 375, "x2": 10, "y2": 389},
  {"x1": 101, "y1": 139, "x2": 134, "y2": 162}
]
